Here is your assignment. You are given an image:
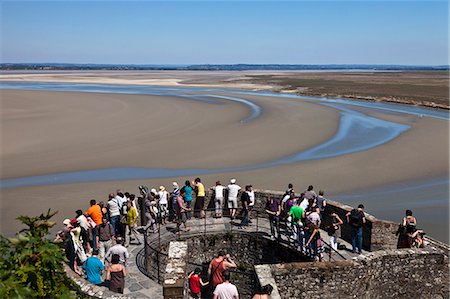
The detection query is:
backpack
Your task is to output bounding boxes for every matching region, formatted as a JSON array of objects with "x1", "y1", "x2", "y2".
[{"x1": 349, "y1": 209, "x2": 361, "y2": 227}]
